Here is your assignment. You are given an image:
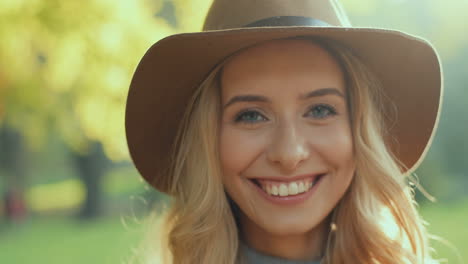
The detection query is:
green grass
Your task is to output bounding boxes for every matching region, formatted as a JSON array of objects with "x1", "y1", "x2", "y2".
[
  {"x1": 0, "y1": 199, "x2": 466, "y2": 264},
  {"x1": 421, "y1": 199, "x2": 468, "y2": 264},
  {"x1": 0, "y1": 217, "x2": 145, "y2": 264}
]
